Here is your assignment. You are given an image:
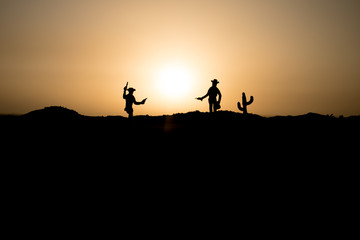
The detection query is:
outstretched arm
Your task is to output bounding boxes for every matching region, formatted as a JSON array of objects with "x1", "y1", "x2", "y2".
[
  {"x1": 134, "y1": 98, "x2": 147, "y2": 105},
  {"x1": 196, "y1": 91, "x2": 209, "y2": 101}
]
